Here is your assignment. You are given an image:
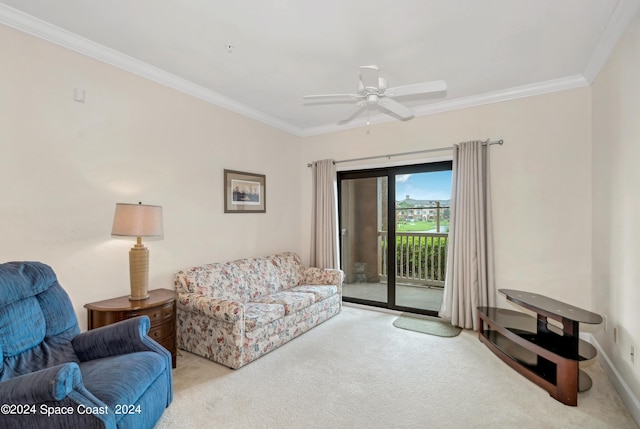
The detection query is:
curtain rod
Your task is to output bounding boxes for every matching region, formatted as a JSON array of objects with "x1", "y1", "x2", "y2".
[{"x1": 307, "y1": 139, "x2": 503, "y2": 167}]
